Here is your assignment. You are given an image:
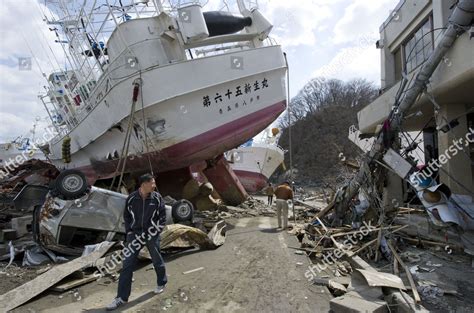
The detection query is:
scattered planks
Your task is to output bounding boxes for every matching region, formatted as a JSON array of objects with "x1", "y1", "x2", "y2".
[
  {"x1": 0, "y1": 241, "x2": 115, "y2": 312},
  {"x1": 388, "y1": 241, "x2": 421, "y2": 303},
  {"x1": 294, "y1": 199, "x2": 323, "y2": 211},
  {"x1": 397, "y1": 235, "x2": 463, "y2": 251},
  {"x1": 51, "y1": 274, "x2": 98, "y2": 292}
]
